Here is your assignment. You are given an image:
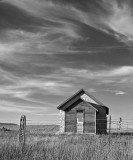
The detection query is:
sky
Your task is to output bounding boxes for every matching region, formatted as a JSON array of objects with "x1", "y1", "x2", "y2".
[{"x1": 0, "y1": 0, "x2": 133, "y2": 124}]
